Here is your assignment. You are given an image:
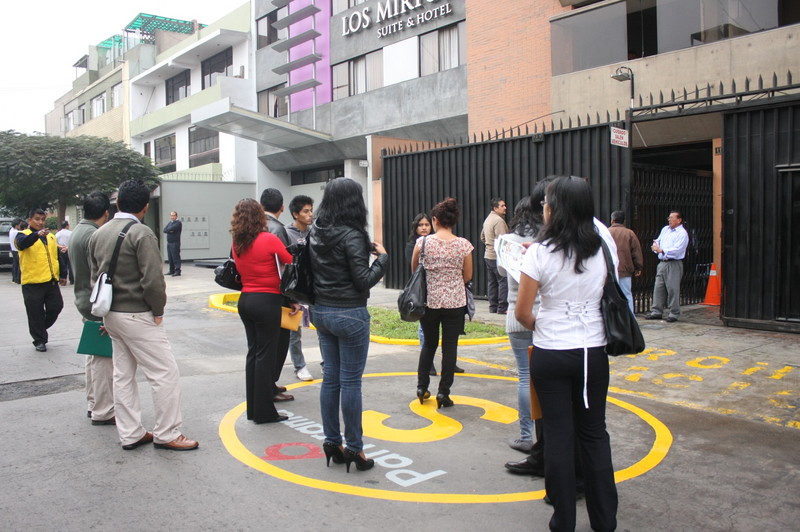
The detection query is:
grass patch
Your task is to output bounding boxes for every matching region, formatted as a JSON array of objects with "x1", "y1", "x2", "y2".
[
  {"x1": 368, "y1": 306, "x2": 506, "y2": 339},
  {"x1": 217, "y1": 298, "x2": 506, "y2": 339}
]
